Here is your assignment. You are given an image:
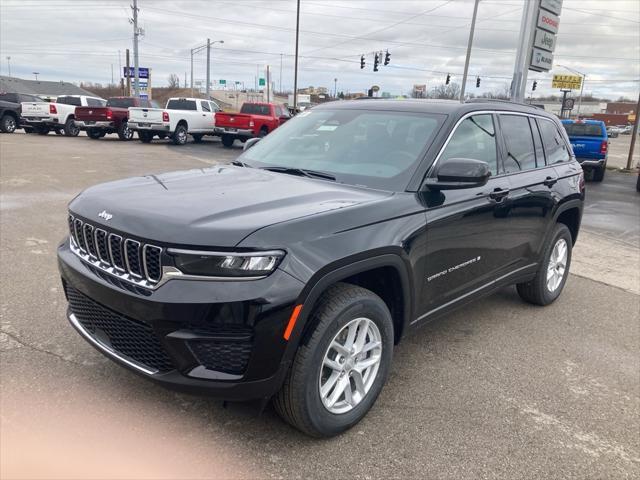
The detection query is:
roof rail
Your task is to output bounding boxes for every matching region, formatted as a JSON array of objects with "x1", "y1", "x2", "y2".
[{"x1": 465, "y1": 98, "x2": 545, "y2": 109}]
